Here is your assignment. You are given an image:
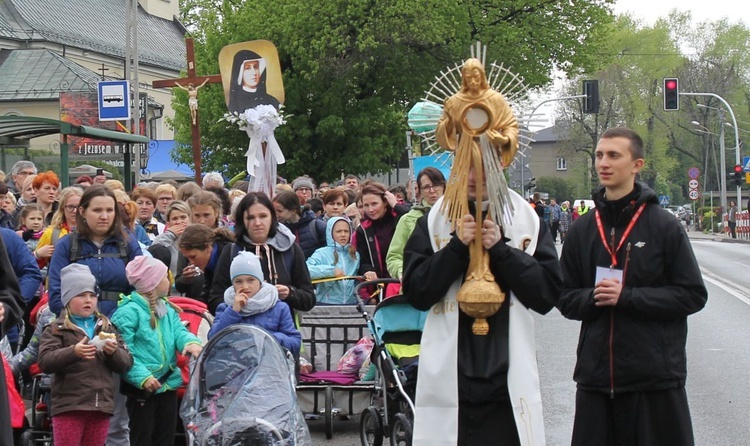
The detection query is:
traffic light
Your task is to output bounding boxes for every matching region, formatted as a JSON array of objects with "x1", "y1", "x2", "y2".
[
  {"x1": 583, "y1": 80, "x2": 599, "y2": 114},
  {"x1": 663, "y1": 78, "x2": 679, "y2": 111},
  {"x1": 734, "y1": 164, "x2": 744, "y2": 186}
]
